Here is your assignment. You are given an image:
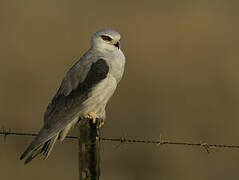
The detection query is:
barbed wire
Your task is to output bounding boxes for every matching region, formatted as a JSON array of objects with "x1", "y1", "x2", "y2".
[{"x1": 1, "y1": 127, "x2": 239, "y2": 153}]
